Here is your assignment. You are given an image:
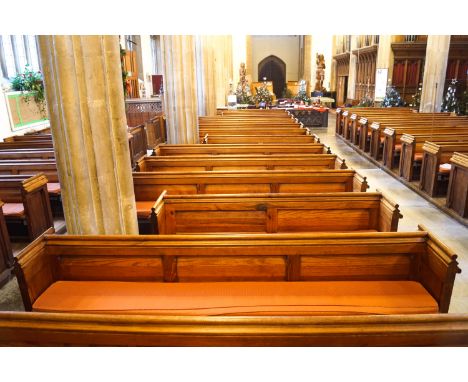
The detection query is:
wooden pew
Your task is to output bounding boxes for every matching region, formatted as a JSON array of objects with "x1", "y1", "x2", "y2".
[
  {"x1": 133, "y1": 170, "x2": 368, "y2": 233},
  {"x1": 128, "y1": 124, "x2": 148, "y2": 169},
  {"x1": 136, "y1": 154, "x2": 347, "y2": 173},
  {"x1": 419, "y1": 142, "x2": 468, "y2": 197},
  {"x1": 7, "y1": 229, "x2": 461, "y2": 346},
  {"x1": 399, "y1": 133, "x2": 468, "y2": 181},
  {"x1": 0, "y1": 141, "x2": 54, "y2": 151},
  {"x1": 202, "y1": 134, "x2": 315, "y2": 144},
  {"x1": 0, "y1": 174, "x2": 53, "y2": 241},
  {"x1": 199, "y1": 127, "x2": 308, "y2": 137},
  {"x1": 150, "y1": 191, "x2": 401, "y2": 235},
  {"x1": 1, "y1": 311, "x2": 468, "y2": 346},
  {"x1": 382, "y1": 127, "x2": 468, "y2": 170},
  {"x1": 153, "y1": 144, "x2": 330, "y2": 156},
  {"x1": 0, "y1": 160, "x2": 62, "y2": 217},
  {"x1": 3, "y1": 134, "x2": 52, "y2": 142},
  {"x1": 0, "y1": 200, "x2": 14, "y2": 287},
  {"x1": 0, "y1": 150, "x2": 55, "y2": 160},
  {"x1": 446, "y1": 152, "x2": 468, "y2": 218}
]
